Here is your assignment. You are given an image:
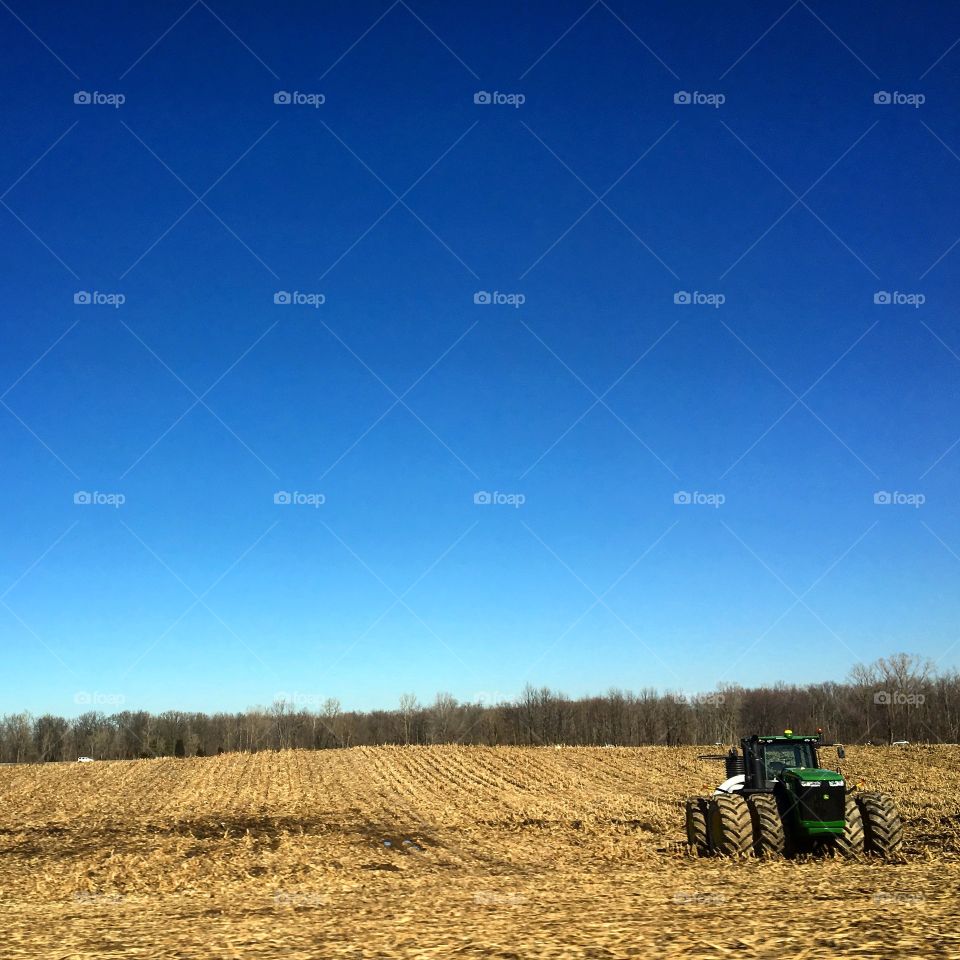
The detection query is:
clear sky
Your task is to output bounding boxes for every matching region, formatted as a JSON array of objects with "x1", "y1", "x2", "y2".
[{"x1": 1, "y1": 1, "x2": 959, "y2": 716}]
